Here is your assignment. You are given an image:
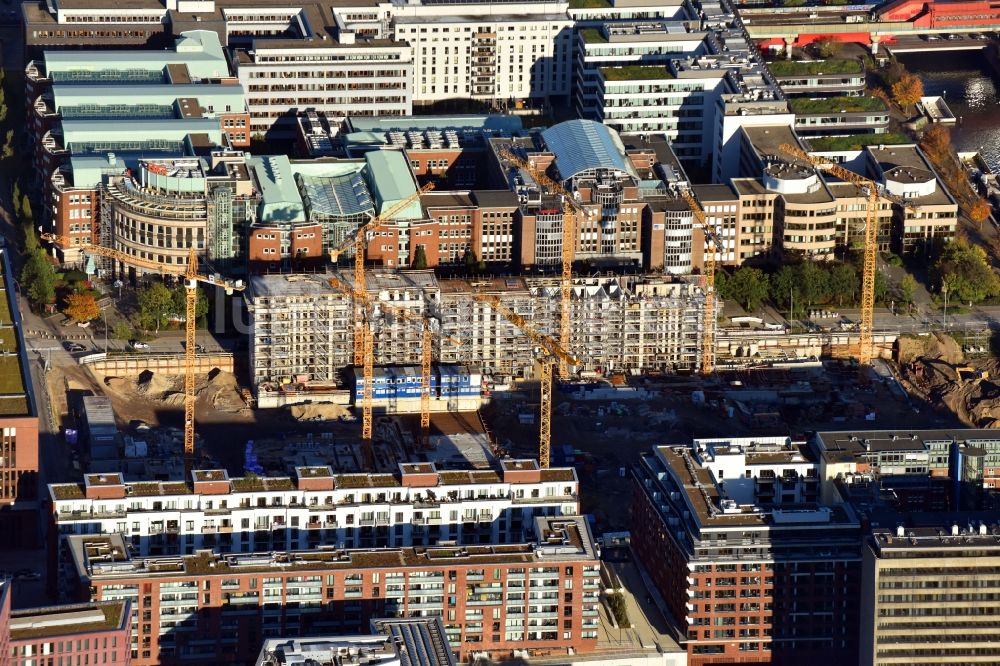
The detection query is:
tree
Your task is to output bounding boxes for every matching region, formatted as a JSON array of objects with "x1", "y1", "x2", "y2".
[
  {"x1": 12, "y1": 181, "x2": 22, "y2": 219},
  {"x1": 920, "y1": 124, "x2": 952, "y2": 160},
  {"x1": 770, "y1": 265, "x2": 801, "y2": 310},
  {"x1": 111, "y1": 321, "x2": 133, "y2": 341},
  {"x1": 932, "y1": 239, "x2": 1000, "y2": 304},
  {"x1": 136, "y1": 282, "x2": 174, "y2": 333},
  {"x1": 899, "y1": 273, "x2": 918, "y2": 304},
  {"x1": 815, "y1": 39, "x2": 842, "y2": 59},
  {"x1": 1, "y1": 129, "x2": 14, "y2": 159},
  {"x1": 64, "y1": 292, "x2": 100, "y2": 324},
  {"x1": 20, "y1": 221, "x2": 37, "y2": 254},
  {"x1": 170, "y1": 284, "x2": 209, "y2": 324},
  {"x1": 20, "y1": 194, "x2": 32, "y2": 223},
  {"x1": 970, "y1": 198, "x2": 992, "y2": 227},
  {"x1": 412, "y1": 246, "x2": 428, "y2": 270},
  {"x1": 726, "y1": 267, "x2": 770, "y2": 312},
  {"x1": 20, "y1": 250, "x2": 55, "y2": 308},
  {"x1": 798, "y1": 262, "x2": 831, "y2": 307},
  {"x1": 891, "y1": 73, "x2": 924, "y2": 109},
  {"x1": 829, "y1": 263, "x2": 859, "y2": 306}
]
